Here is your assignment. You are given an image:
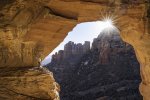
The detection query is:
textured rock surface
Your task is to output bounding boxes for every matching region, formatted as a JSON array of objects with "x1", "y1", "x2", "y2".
[
  {"x1": 46, "y1": 31, "x2": 141, "y2": 100},
  {"x1": 51, "y1": 41, "x2": 90, "y2": 65},
  {"x1": 0, "y1": 0, "x2": 150, "y2": 99},
  {"x1": 0, "y1": 67, "x2": 60, "y2": 100},
  {"x1": 92, "y1": 30, "x2": 132, "y2": 65}
]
